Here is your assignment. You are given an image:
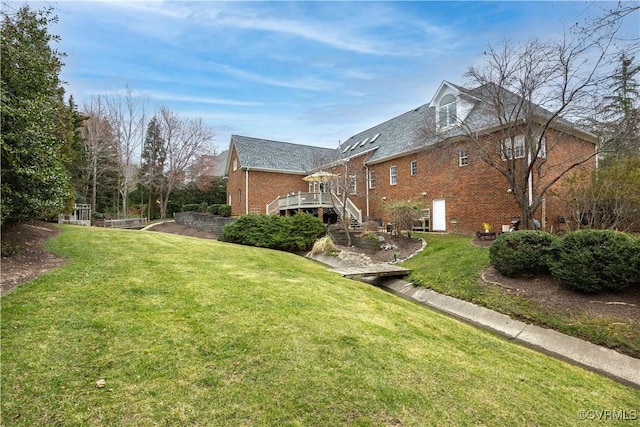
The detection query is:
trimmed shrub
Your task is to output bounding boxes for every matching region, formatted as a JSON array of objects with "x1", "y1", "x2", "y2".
[
  {"x1": 199, "y1": 202, "x2": 208, "y2": 212},
  {"x1": 288, "y1": 213, "x2": 328, "y2": 250},
  {"x1": 218, "y1": 205, "x2": 232, "y2": 217},
  {"x1": 181, "y1": 203, "x2": 201, "y2": 212},
  {"x1": 220, "y1": 213, "x2": 325, "y2": 252},
  {"x1": 489, "y1": 230, "x2": 557, "y2": 277},
  {"x1": 207, "y1": 204, "x2": 232, "y2": 217},
  {"x1": 548, "y1": 229, "x2": 640, "y2": 292}
]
